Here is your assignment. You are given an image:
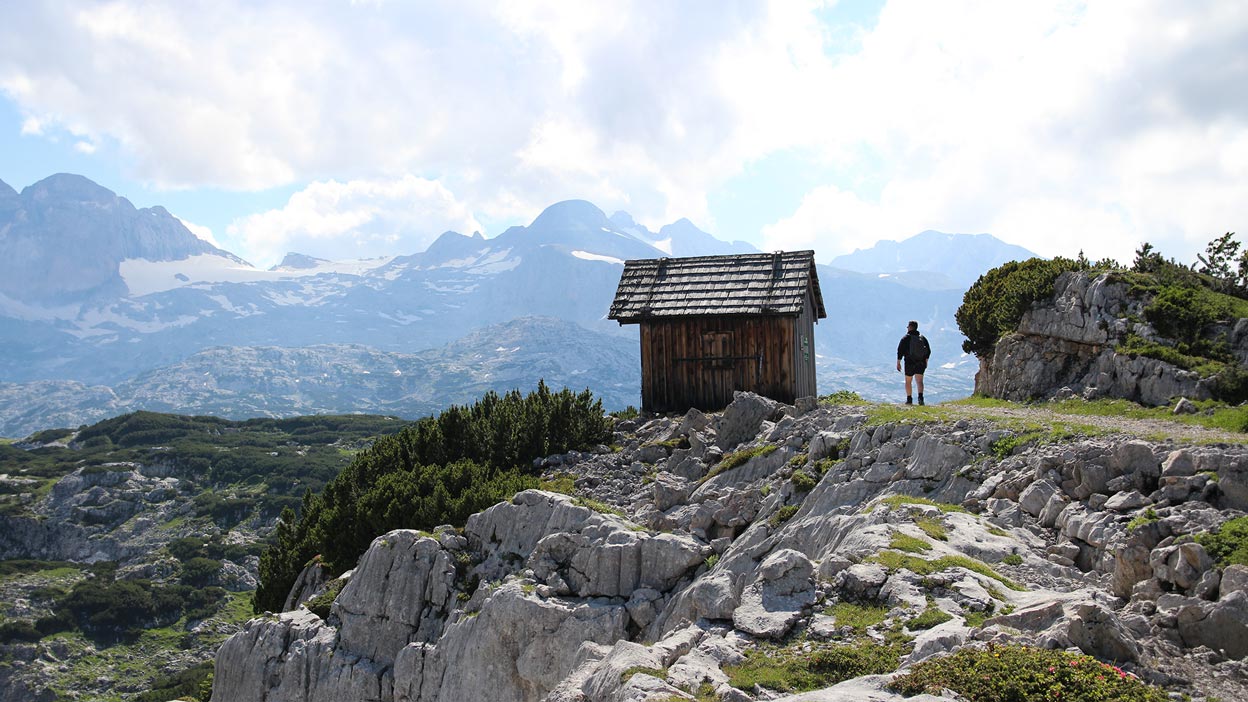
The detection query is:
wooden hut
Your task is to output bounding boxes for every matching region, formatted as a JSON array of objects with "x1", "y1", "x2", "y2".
[{"x1": 608, "y1": 250, "x2": 826, "y2": 412}]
